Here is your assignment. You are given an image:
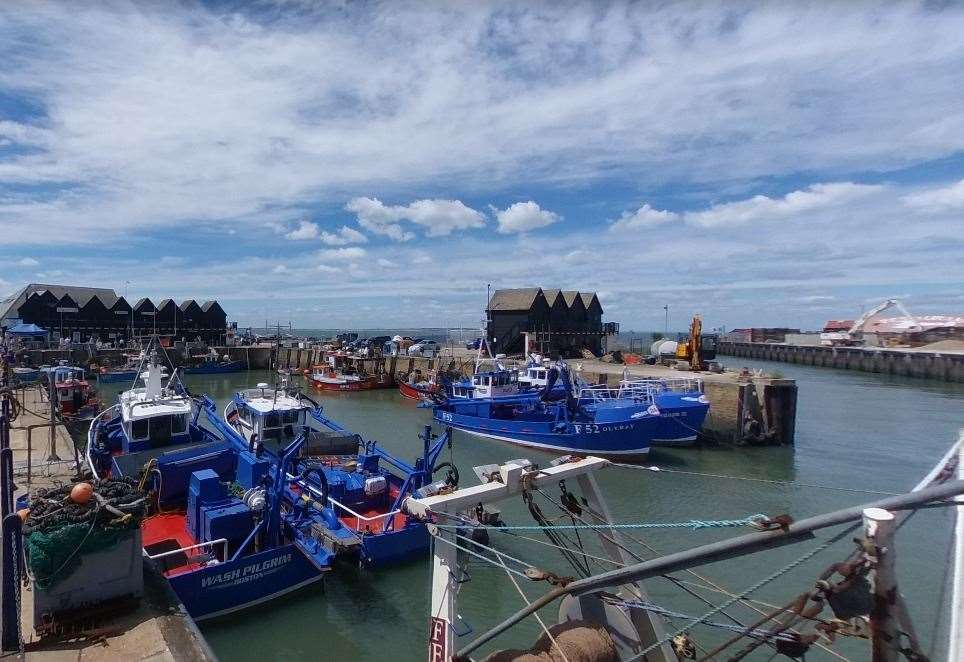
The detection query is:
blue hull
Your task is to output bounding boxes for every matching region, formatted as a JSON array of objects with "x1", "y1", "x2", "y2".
[
  {"x1": 166, "y1": 544, "x2": 324, "y2": 621},
  {"x1": 360, "y1": 524, "x2": 430, "y2": 566},
  {"x1": 184, "y1": 360, "x2": 246, "y2": 374},
  {"x1": 434, "y1": 407, "x2": 657, "y2": 458},
  {"x1": 496, "y1": 386, "x2": 710, "y2": 448},
  {"x1": 651, "y1": 393, "x2": 710, "y2": 447},
  {"x1": 96, "y1": 370, "x2": 139, "y2": 383},
  {"x1": 12, "y1": 368, "x2": 40, "y2": 384}
]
